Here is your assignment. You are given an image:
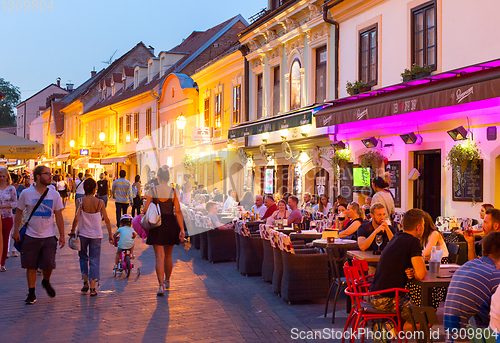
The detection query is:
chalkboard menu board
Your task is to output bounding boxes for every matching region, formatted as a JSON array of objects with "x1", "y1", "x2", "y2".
[
  {"x1": 386, "y1": 161, "x2": 402, "y2": 208},
  {"x1": 452, "y1": 159, "x2": 483, "y2": 202}
]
